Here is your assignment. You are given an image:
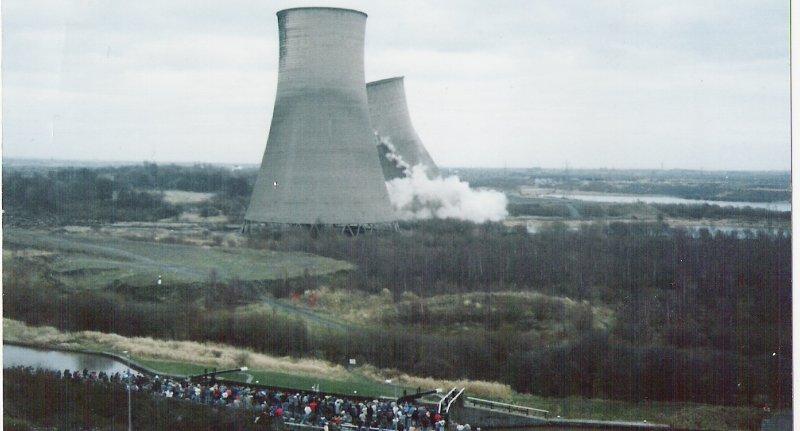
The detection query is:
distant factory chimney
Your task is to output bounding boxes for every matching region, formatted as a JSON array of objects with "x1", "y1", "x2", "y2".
[
  {"x1": 367, "y1": 77, "x2": 440, "y2": 179},
  {"x1": 245, "y1": 8, "x2": 395, "y2": 229}
]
